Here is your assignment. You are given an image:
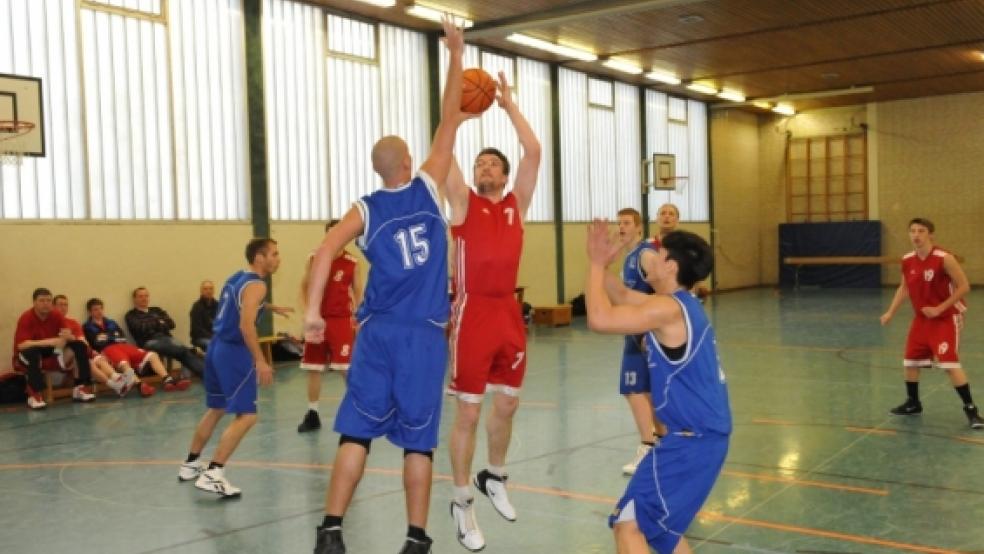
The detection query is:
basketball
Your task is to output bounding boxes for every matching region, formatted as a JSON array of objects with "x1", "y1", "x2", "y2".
[{"x1": 461, "y1": 68, "x2": 497, "y2": 114}]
